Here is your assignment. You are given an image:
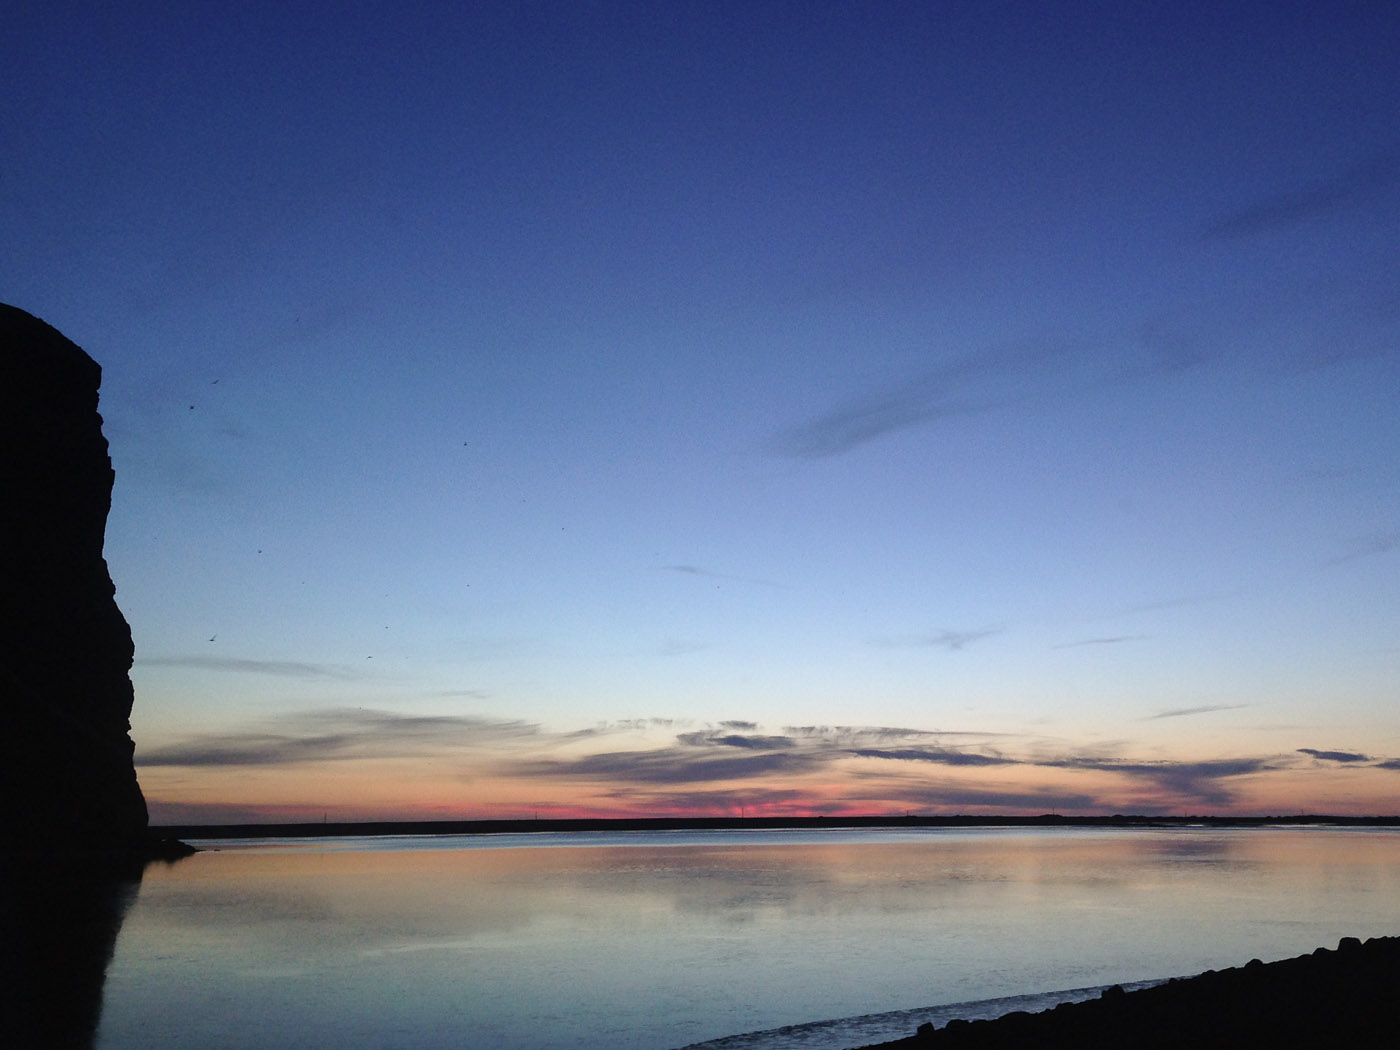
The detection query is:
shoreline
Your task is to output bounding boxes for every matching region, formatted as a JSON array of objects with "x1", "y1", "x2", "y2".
[
  {"x1": 857, "y1": 936, "x2": 1400, "y2": 1048},
  {"x1": 150, "y1": 812, "x2": 1400, "y2": 841}
]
